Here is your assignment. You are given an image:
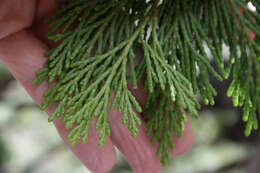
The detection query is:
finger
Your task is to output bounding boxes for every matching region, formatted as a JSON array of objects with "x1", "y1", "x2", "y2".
[
  {"x1": 32, "y1": 0, "x2": 59, "y2": 47},
  {"x1": 35, "y1": 0, "x2": 58, "y2": 22},
  {"x1": 31, "y1": 16, "x2": 58, "y2": 48},
  {"x1": 108, "y1": 108, "x2": 194, "y2": 173},
  {"x1": 108, "y1": 108, "x2": 162, "y2": 173},
  {"x1": 0, "y1": 0, "x2": 36, "y2": 40},
  {"x1": 31, "y1": 1, "x2": 93, "y2": 48},
  {"x1": 0, "y1": 30, "x2": 116, "y2": 173},
  {"x1": 169, "y1": 120, "x2": 194, "y2": 155},
  {"x1": 109, "y1": 86, "x2": 194, "y2": 173},
  {"x1": 130, "y1": 72, "x2": 194, "y2": 156},
  {"x1": 31, "y1": 0, "x2": 59, "y2": 47}
]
